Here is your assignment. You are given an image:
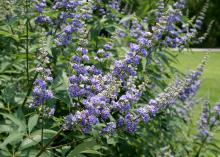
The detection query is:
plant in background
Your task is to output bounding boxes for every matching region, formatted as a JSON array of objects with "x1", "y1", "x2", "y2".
[{"x1": 192, "y1": 100, "x2": 220, "y2": 156}]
